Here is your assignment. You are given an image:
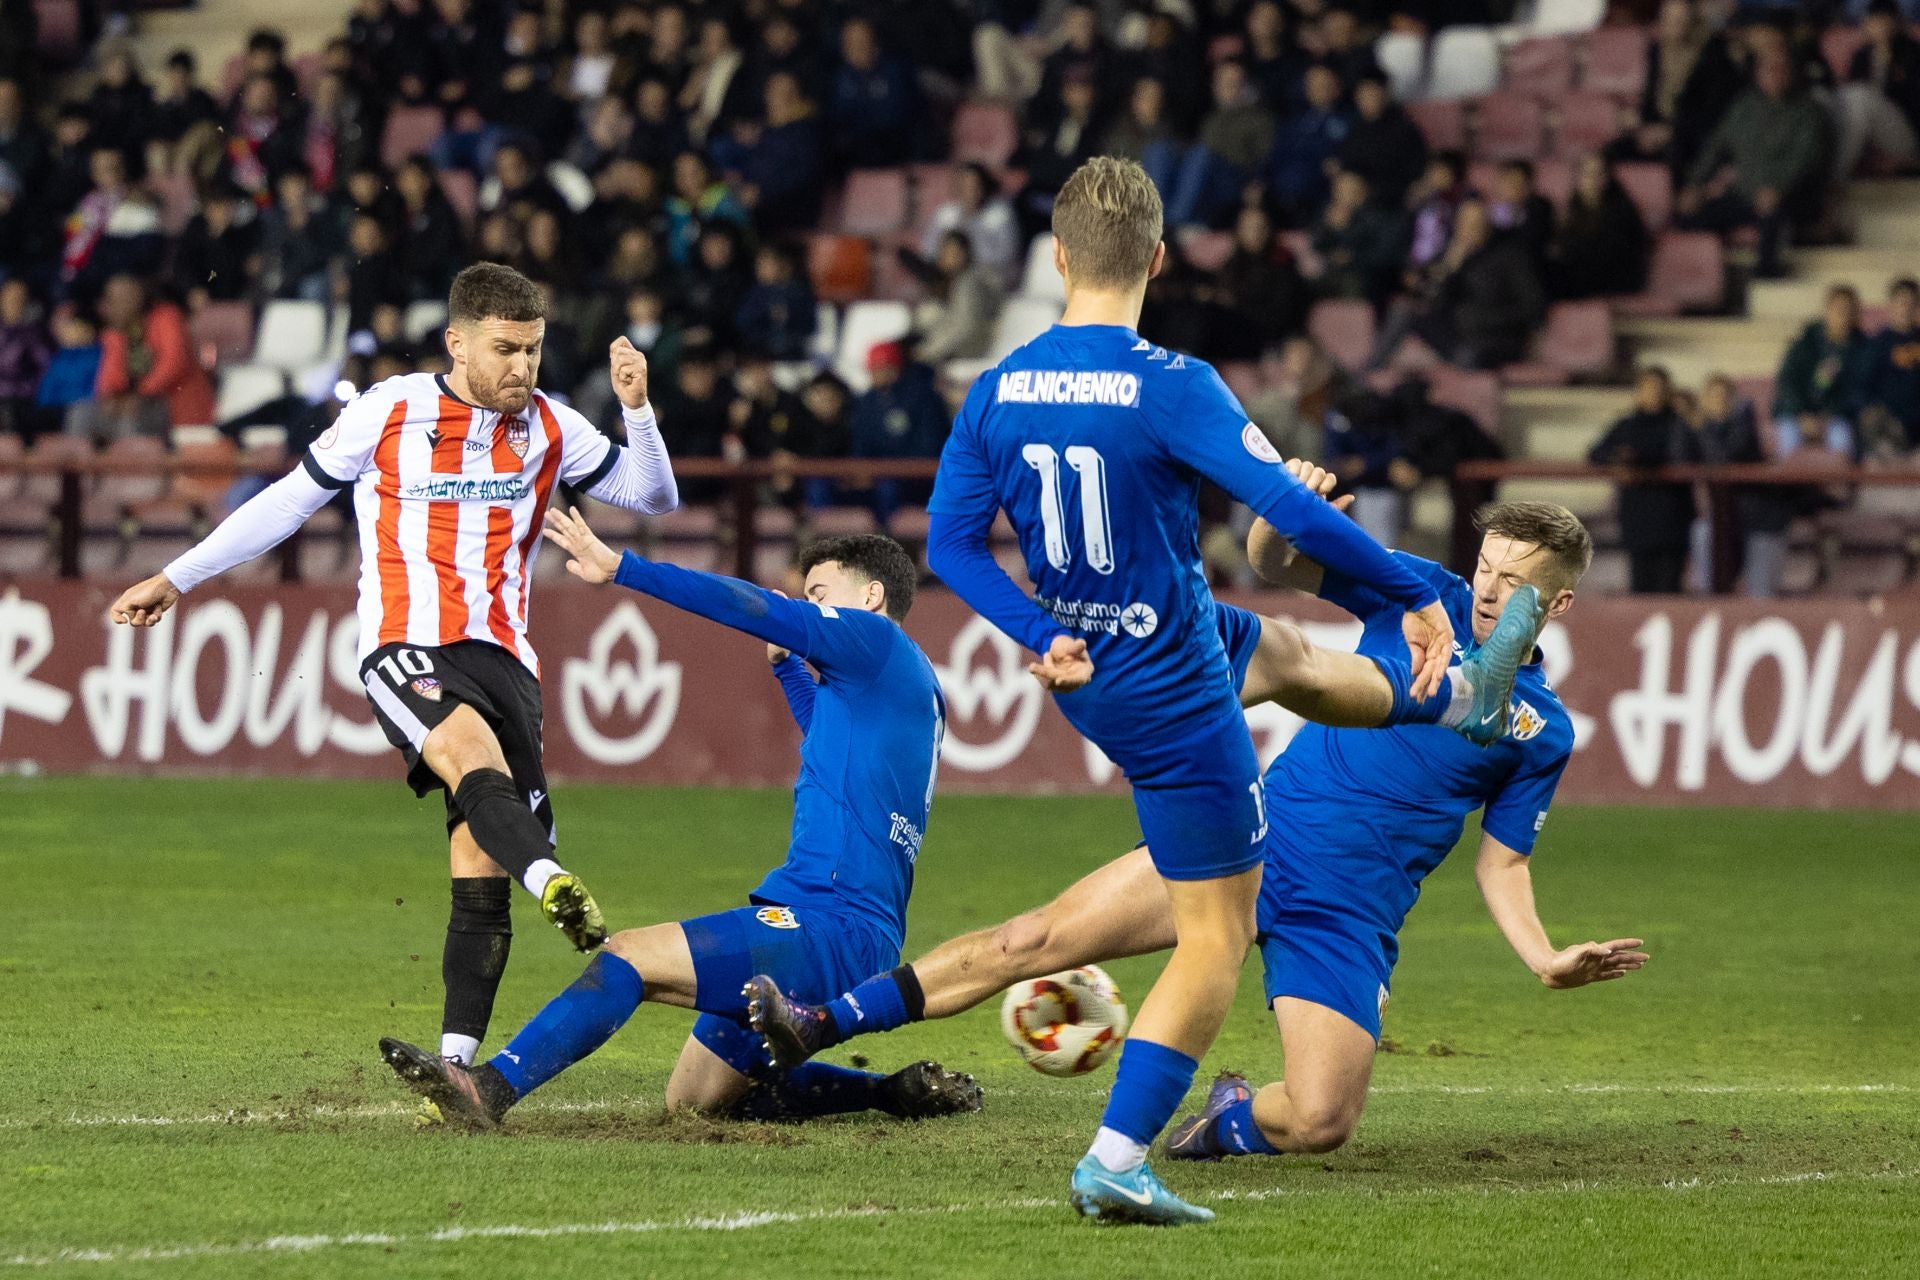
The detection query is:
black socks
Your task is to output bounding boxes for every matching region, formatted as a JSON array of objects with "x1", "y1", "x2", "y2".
[{"x1": 442, "y1": 876, "x2": 512, "y2": 1042}]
